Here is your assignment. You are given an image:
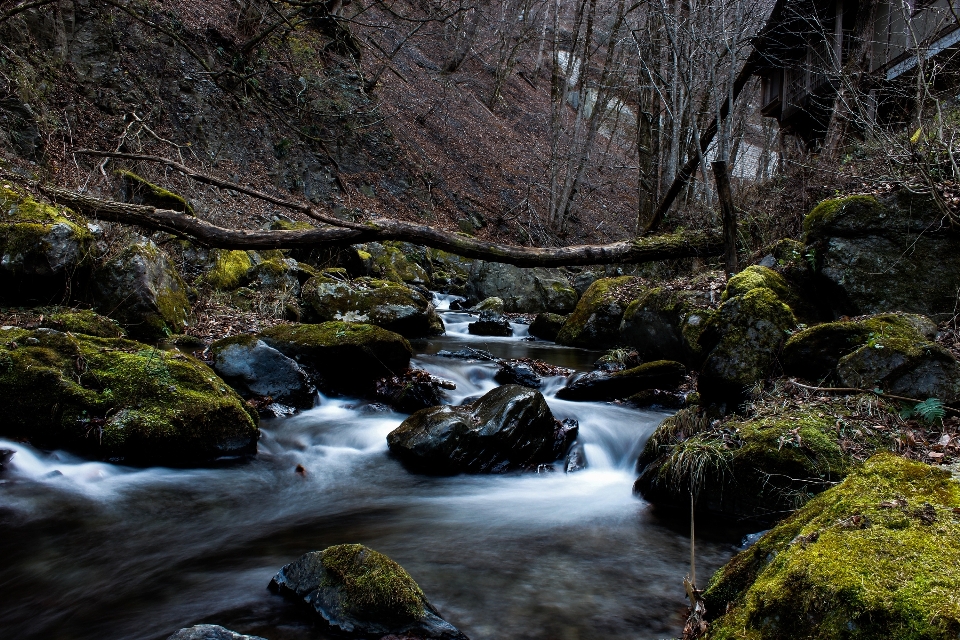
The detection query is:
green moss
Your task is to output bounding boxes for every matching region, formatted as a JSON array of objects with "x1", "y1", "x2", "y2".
[
  {"x1": 704, "y1": 453, "x2": 960, "y2": 639},
  {"x1": 357, "y1": 249, "x2": 372, "y2": 261},
  {"x1": 269, "y1": 219, "x2": 315, "y2": 231},
  {"x1": 556, "y1": 276, "x2": 644, "y2": 347},
  {"x1": 205, "y1": 250, "x2": 254, "y2": 290},
  {"x1": 154, "y1": 286, "x2": 191, "y2": 334},
  {"x1": 209, "y1": 333, "x2": 258, "y2": 358},
  {"x1": 44, "y1": 310, "x2": 124, "y2": 338},
  {"x1": 262, "y1": 320, "x2": 408, "y2": 350},
  {"x1": 803, "y1": 194, "x2": 883, "y2": 242},
  {"x1": 723, "y1": 266, "x2": 798, "y2": 306},
  {"x1": 320, "y1": 544, "x2": 426, "y2": 621},
  {"x1": 117, "y1": 169, "x2": 195, "y2": 215},
  {"x1": 0, "y1": 329, "x2": 257, "y2": 463}
]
